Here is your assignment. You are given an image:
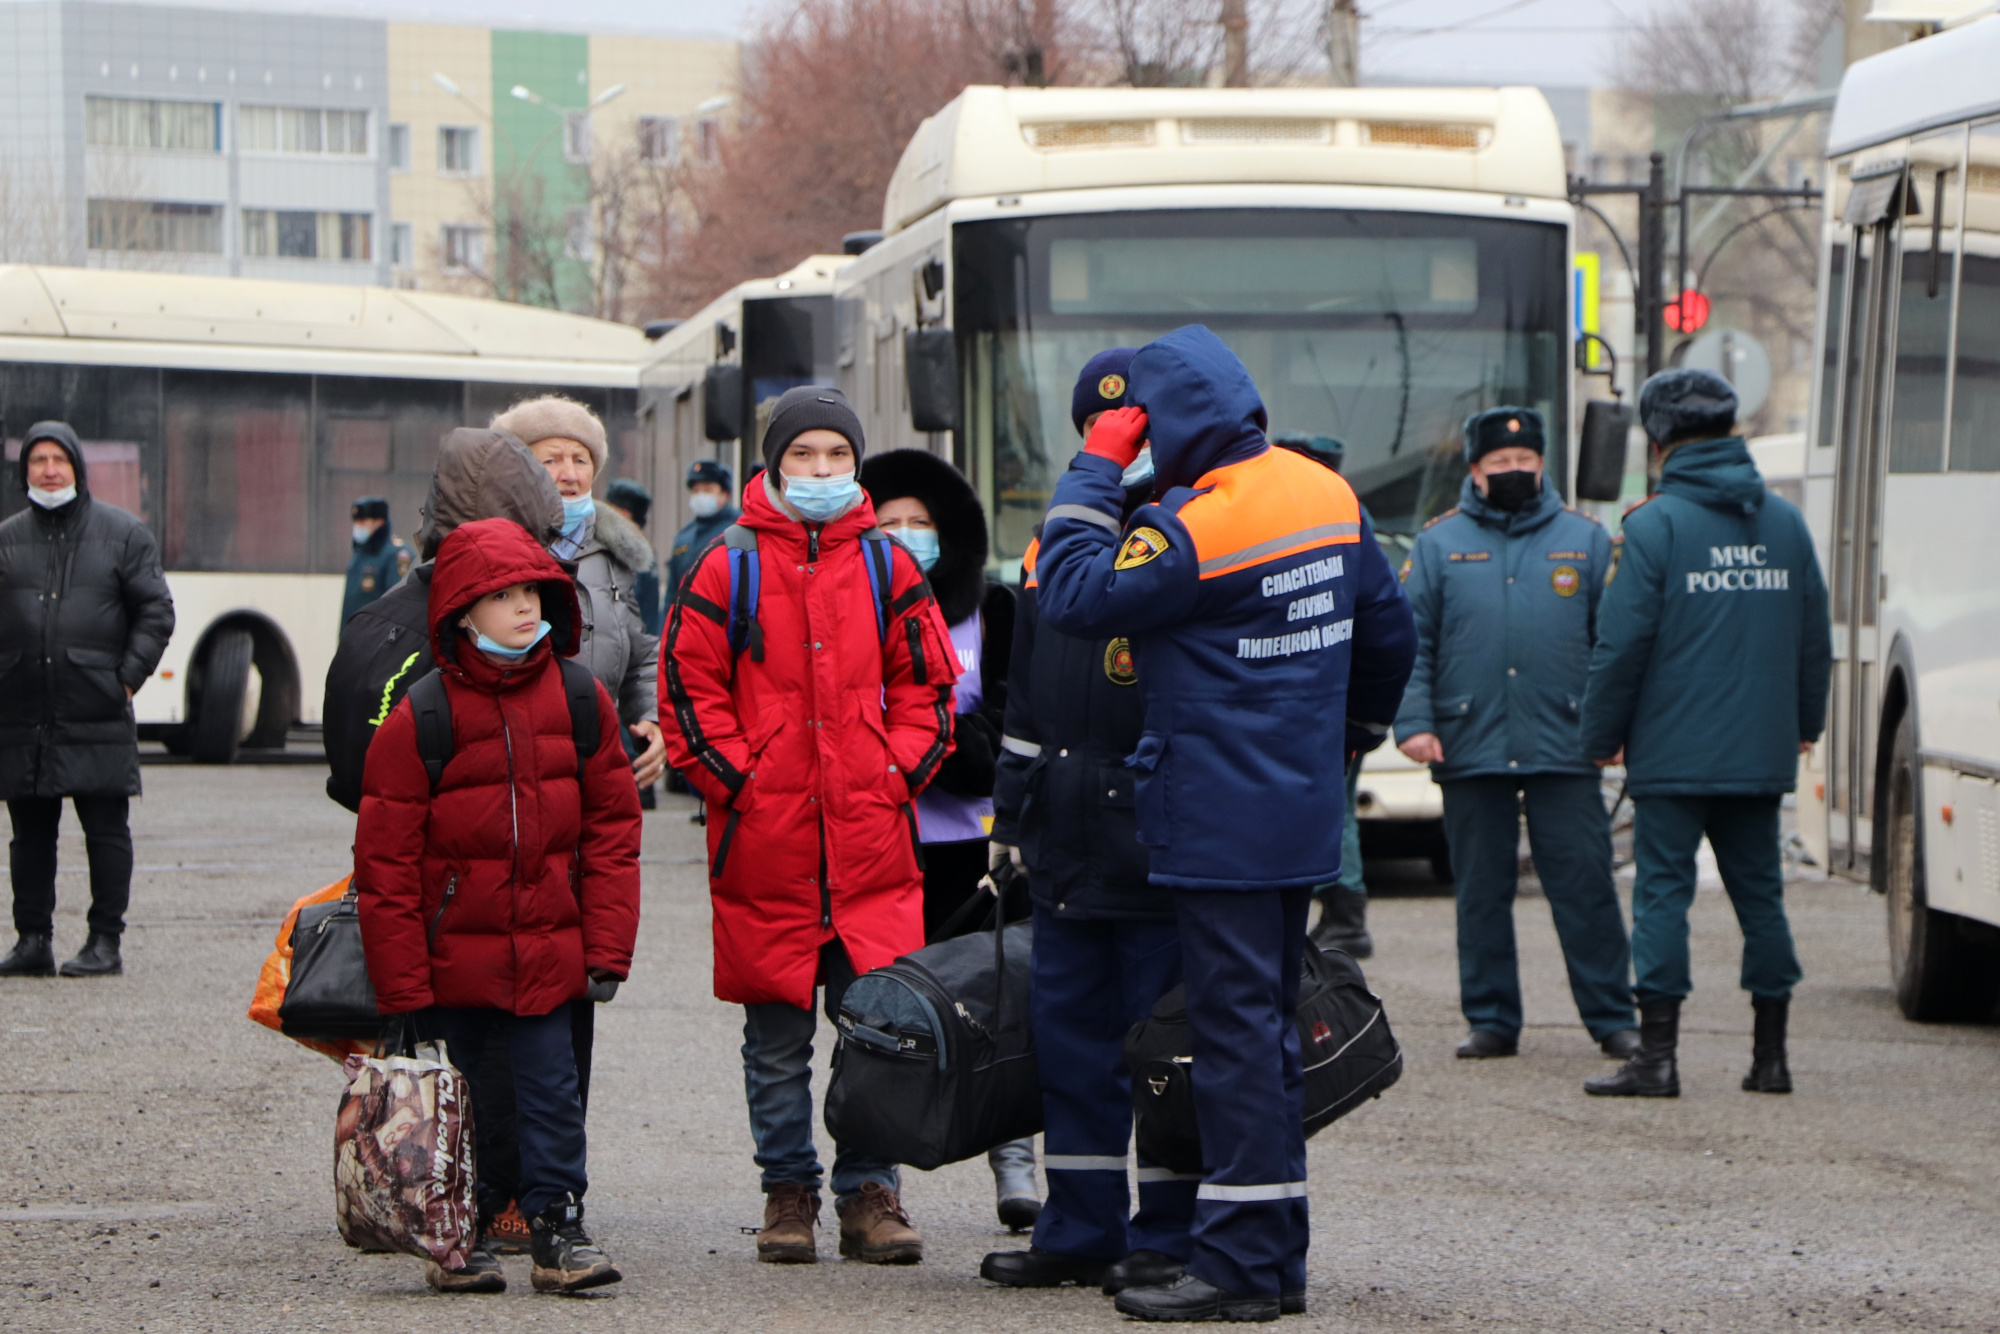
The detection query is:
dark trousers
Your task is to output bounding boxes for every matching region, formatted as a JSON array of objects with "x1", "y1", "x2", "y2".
[
  {"x1": 7, "y1": 796, "x2": 132, "y2": 938},
  {"x1": 1631, "y1": 794, "x2": 1801, "y2": 1003},
  {"x1": 425, "y1": 1006, "x2": 588, "y2": 1222},
  {"x1": 1175, "y1": 886, "x2": 1311, "y2": 1298},
  {"x1": 470, "y1": 999, "x2": 595, "y2": 1220},
  {"x1": 1030, "y1": 905, "x2": 1195, "y2": 1262},
  {"x1": 1440, "y1": 775, "x2": 1634, "y2": 1041}
]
